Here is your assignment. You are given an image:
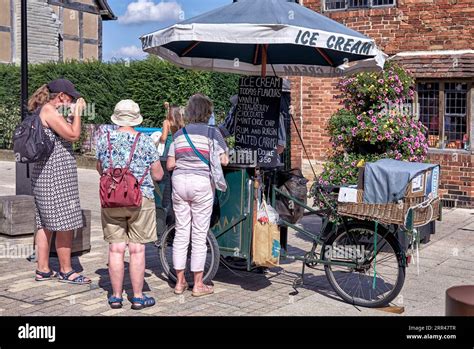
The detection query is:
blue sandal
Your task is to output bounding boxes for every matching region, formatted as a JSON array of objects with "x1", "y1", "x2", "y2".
[
  {"x1": 58, "y1": 270, "x2": 91, "y2": 285},
  {"x1": 35, "y1": 270, "x2": 57, "y2": 282},
  {"x1": 108, "y1": 296, "x2": 123, "y2": 309},
  {"x1": 130, "y1": 294, "x2": 155, "y2": 310}
]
